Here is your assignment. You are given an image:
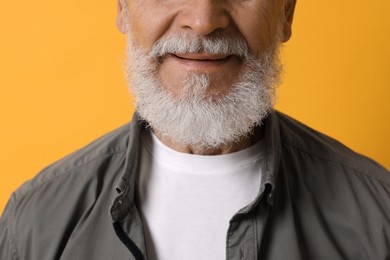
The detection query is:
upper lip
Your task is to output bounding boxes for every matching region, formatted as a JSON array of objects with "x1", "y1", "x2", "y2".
[{"x1": 173, "y1": 53, "x2": 231, "y2": 61}]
